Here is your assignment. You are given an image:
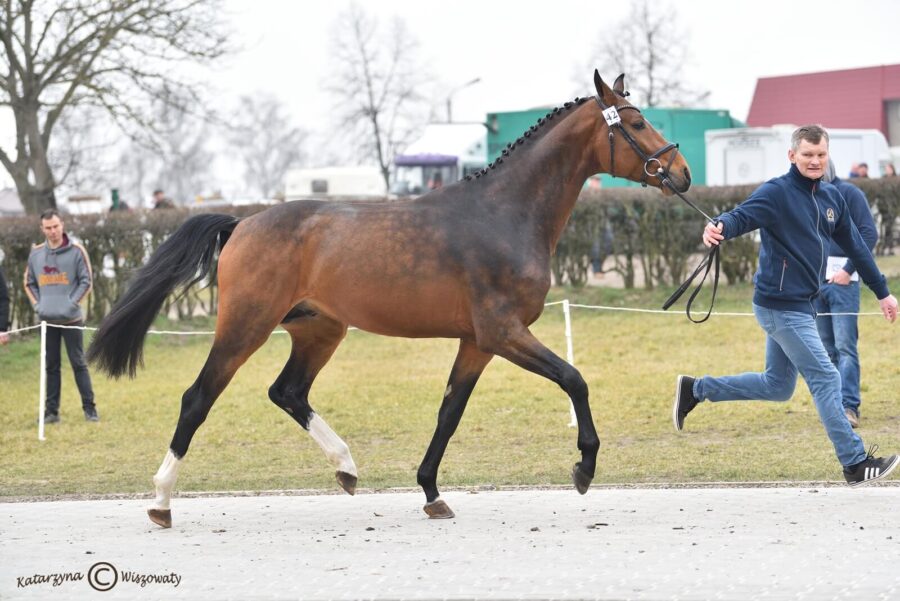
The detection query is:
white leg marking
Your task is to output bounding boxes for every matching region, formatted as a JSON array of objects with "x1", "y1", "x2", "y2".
[
  {"x1": 150, "y1": 450, "x2": 182, "y2": 511},
  {"x1": 308, "y1": 413, "x2": 357, "y2": 477}
]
